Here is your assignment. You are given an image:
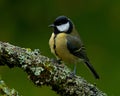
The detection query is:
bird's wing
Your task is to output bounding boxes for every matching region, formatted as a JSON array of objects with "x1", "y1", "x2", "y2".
[
  {"x1": 66, "y1": 35, "x2": 89, "y2": 61},
  {"x1": 67, "y1": 35, "x2": 100, "y2": 79}
]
